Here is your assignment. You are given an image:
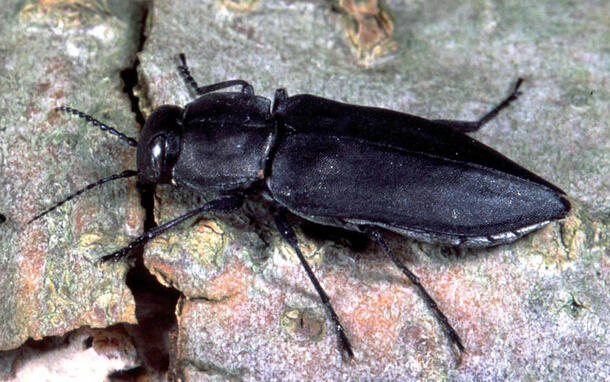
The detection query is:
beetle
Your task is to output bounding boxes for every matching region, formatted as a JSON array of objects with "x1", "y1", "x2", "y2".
[{"x1": 30, "y1": 54, "x2": 570, "y2": 359}]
